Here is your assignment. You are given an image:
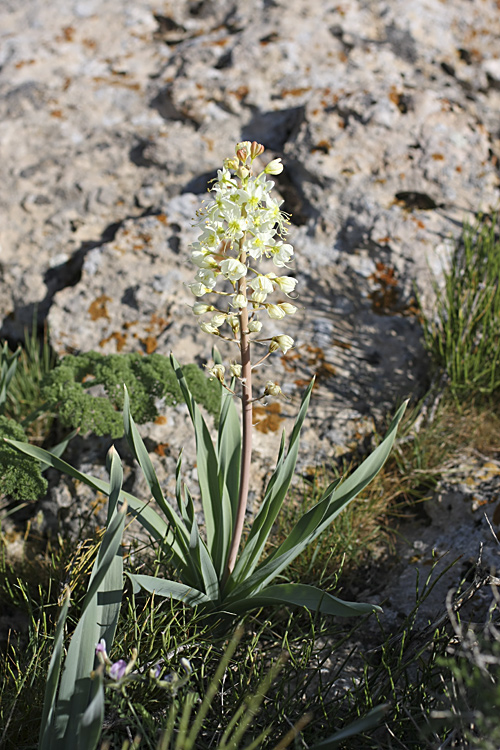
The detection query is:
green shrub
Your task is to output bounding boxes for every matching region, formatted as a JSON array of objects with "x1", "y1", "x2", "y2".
[
  {"x1": 41, "y1": 351, "x2": 220, "y2": 438},
  {"x1": 0, "y1": 415, "x2": 47, "y2": 501}
]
